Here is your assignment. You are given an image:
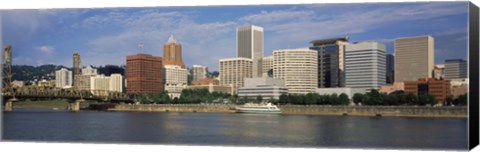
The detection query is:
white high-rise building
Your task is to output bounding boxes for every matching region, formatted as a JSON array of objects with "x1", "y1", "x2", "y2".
[
  {"x1": 193, "y1": 65, "x2": 208, "y2": 81},
  {"x1": 219, "y1": 57, "x2": 253, "y2": 93},
  {"x1": 164, "y1": 65, "x2": 188, "y2": 98},
  {"x1": 90, "y1": 75, "x2": 110, "y2": 96},
  {"x1": 262, "y1": 56, "x2": 273, "y2": 77},
  {"x1": 237, "y1": 25, "x2": 264, "y2": 77},
  {"x1": 55, "y1": 68, "x2": 72, "y2": 88},
  {"x1": 273, "y1": 48, "x2": 318, "y2": 94},
  {"x1": 109, "y1": 74, "x2": 123, "y2": 93},
  {"x1": 345, "y1": 41, "x2": 386, "y2": 91}
]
